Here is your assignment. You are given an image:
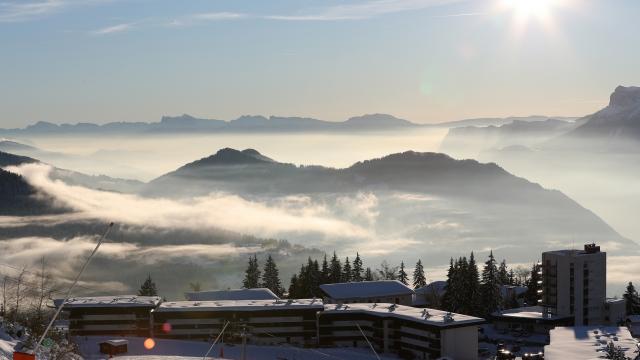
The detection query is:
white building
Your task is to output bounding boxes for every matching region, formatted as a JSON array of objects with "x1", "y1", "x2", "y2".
[
  {"x1": 542, "y1": 243, "x2": 607, "y2": 326},
  {"x1": 320, "y1": 280, "x2": 415, "y2": 306},
  {"x1": 544, "y1": 326, "x2": 639, "y2": 359},
  {"x1": 184, "y1": 288, "x2": 279, "y2": 301}
]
